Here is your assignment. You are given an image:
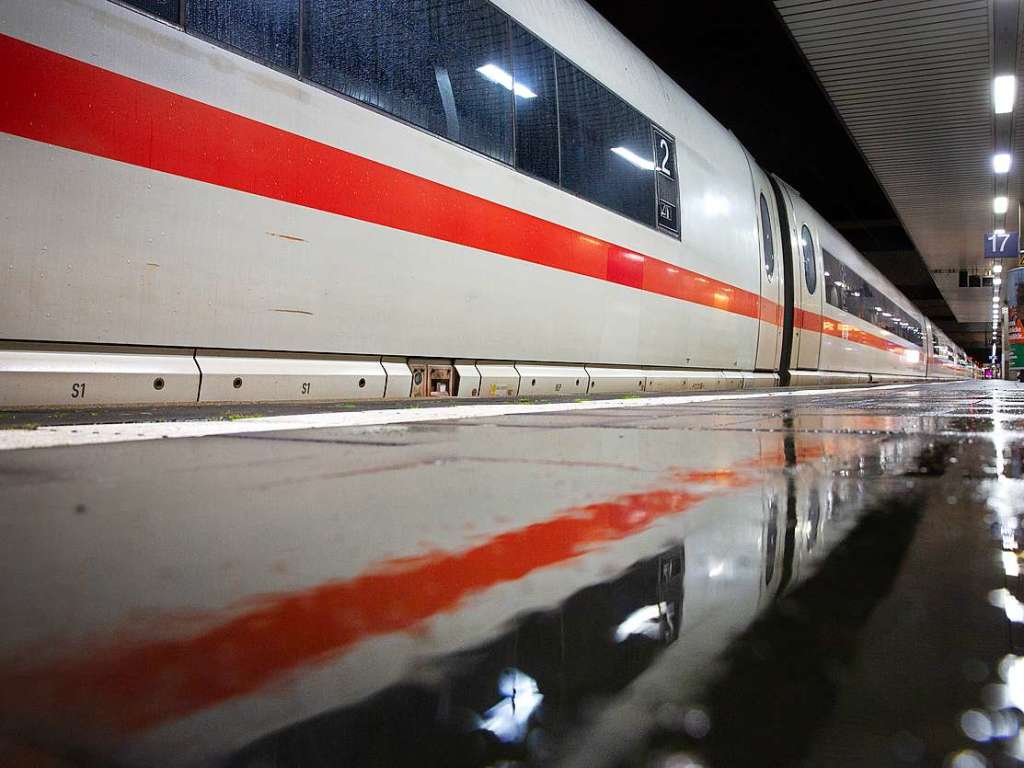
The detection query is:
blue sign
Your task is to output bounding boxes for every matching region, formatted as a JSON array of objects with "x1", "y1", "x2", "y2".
[{"x1": 984, "y1": 230, "x2": 1019, "y2": 258}]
